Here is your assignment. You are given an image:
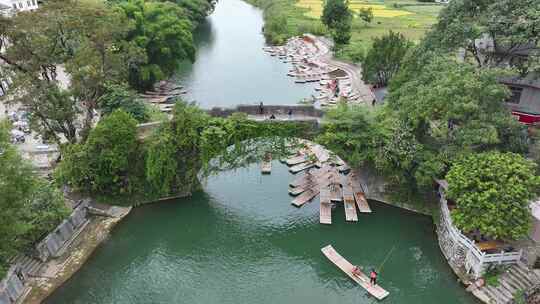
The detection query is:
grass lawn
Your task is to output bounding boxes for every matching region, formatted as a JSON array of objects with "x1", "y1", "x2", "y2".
[{"x1": 247, "y1": 0, "x2": 444, "y2": 62}]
